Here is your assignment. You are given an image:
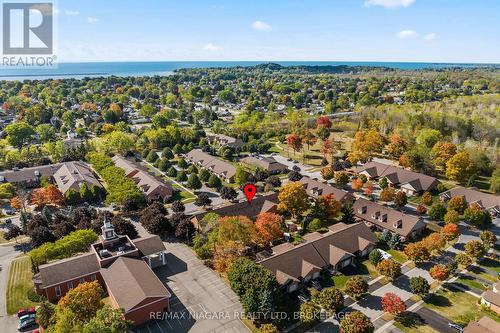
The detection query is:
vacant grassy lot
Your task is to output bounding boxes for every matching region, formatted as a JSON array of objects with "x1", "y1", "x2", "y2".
[
  {"x1": 6, "y1": 256, "x2": 39, "y2": 315},
  {"x1": 423, "y1": 285, "x2": 500, "y2": 326},
  {"x1": 394, "y1": 313, "x2": 438, "y2": 333}
]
